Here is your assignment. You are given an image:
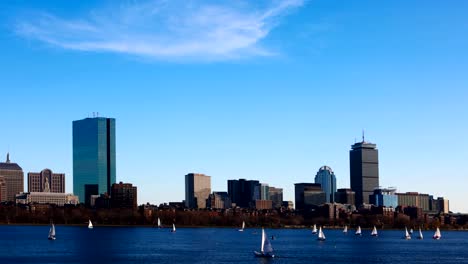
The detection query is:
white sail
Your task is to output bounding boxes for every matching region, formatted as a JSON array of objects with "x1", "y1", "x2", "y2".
[
  {"x1": 343, "y1": 225, "x2": 348, "y2": 233},
  {"x1": 409, "y1": 228, "x2": 413, "y2": 234},
  {"x1": 88, "y1": 219, "x2": 93, "y2": 229},
  {"x1": 172, "y1": 223, "x2": 176, "y2": 232},
  {"x1": 157, "y1": 218, "x2": 161, "y2": 227},
  {"x1": 404, "y1": 227, "x2": 411, "y2": 239},
  {"x1": 418, "y1": 228, "x2": 424, "y2": 239},
  {"x1": 48, "y1": 223, "x2": 56, "y2": 240},
  {"x1": 261, "y1": 228, "x2": 274, "y2": 254},
  {"x1": 312, "y1": 224, "x2": 317, "y2": 234},
  {"x1": 317, "y1": 227, "x2": 326, "y2": 240},
  {"x1": 371, "y1": 226, "x2": 378, "y2": 236},
  {"x1": 355, "y1": 226, "x2": 362, "y2": 235},
  {"x1": 242, "y1": 221, "x2": 245, "y2": 229},
  {"x1": 433, "y1": 227, "x2": 441, "y2": 239}
]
